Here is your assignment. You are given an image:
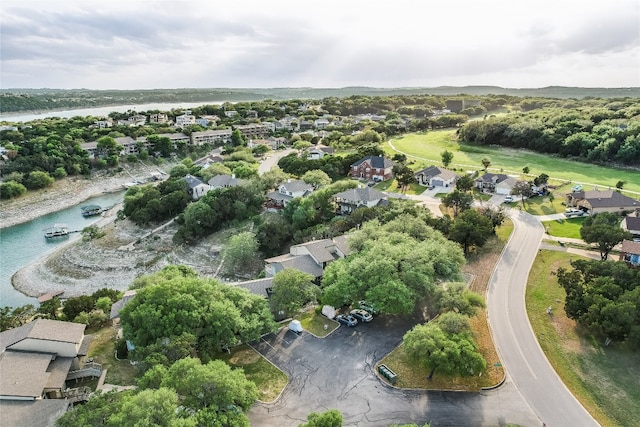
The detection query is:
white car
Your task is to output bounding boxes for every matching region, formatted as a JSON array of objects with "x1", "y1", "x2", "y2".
[
  {"x1": 503, "y1": 195, "x2": 513, "y2": 203},
  {"x1": 564, "y1": 208, "x2": 584, "y2": 218}
]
